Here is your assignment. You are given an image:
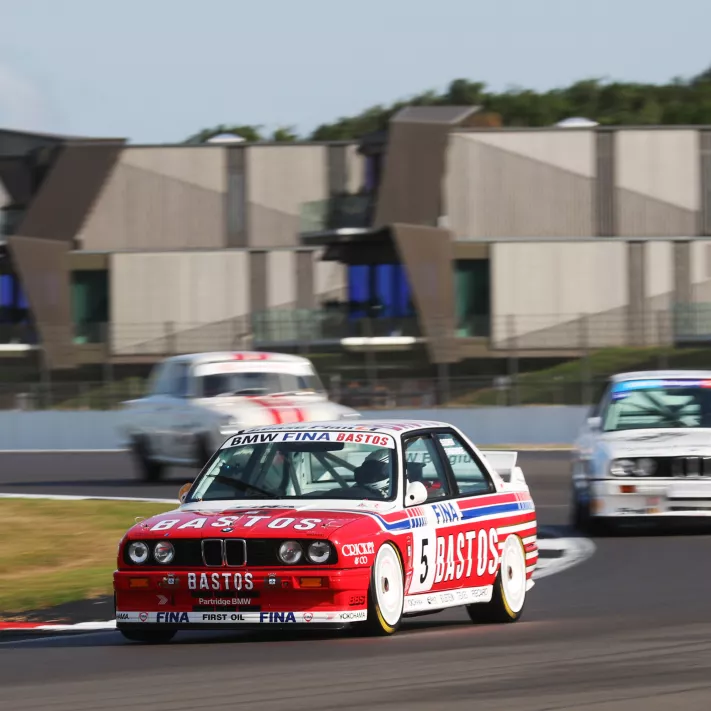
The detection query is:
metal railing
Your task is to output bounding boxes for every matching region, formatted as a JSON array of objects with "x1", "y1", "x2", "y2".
[
  {"x1": 0, "y1": 208, "x2": 23, "y2": 236},
  {"x1": 5, "y1": 306, "x2": 711, "y2": 362},
  {"x1": 0, "y1": 374, "x2": 610, "y2": 411},
  {"x1": 51, "y1": 310, "x2": 680, "y2": 356},
  {"x1": 300, "y1": 193, "x2": 376, "y2": 234}
]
